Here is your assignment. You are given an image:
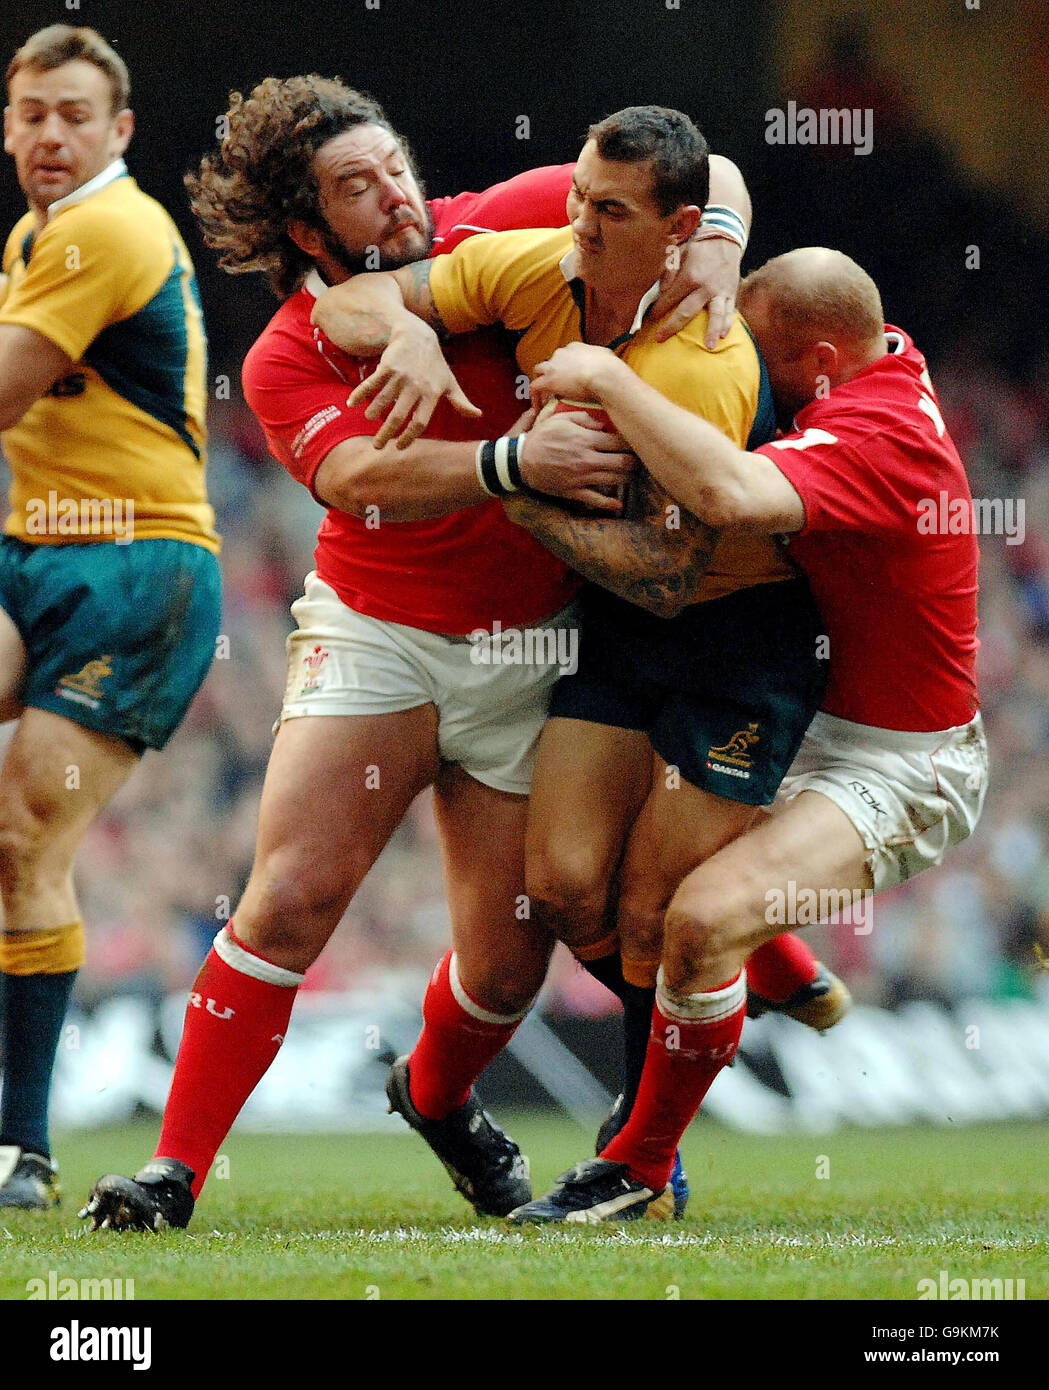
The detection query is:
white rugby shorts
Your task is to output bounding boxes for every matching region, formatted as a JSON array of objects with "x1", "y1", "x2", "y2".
[
  {"x1": 279, "y1": 572, "x2": 578, "y2": 795},
  {"x1": 774, "y1": 710, "x2": 988, "y2": 891}
]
